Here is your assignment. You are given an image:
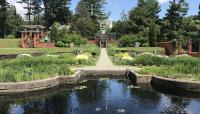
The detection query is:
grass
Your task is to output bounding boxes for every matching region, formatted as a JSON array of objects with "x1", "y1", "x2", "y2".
[
  {"x1": 136, "y1": 54, "x2": 200, "y2": 81},
  {"x1": 0, "y1": 44, "x2": 100, "y2": 82},
  {"x1": 0, "y1": 56, "x2": 72, "y2": 82},
  {"x1": 108, "y1": 45, "x2": 165, "y2": 55},
  {"x1": 0, "y1": 53, "x2": 97, "y2": 82},
  {"x1": 0, "y1": 48, "x2": 73, "y2": 55},
  {"x1": 0, "y1": 39, "x2": 20, "y2": 48},
  {"x1": 139, "y1": 66, "x2": 200, "y2": 81}
]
